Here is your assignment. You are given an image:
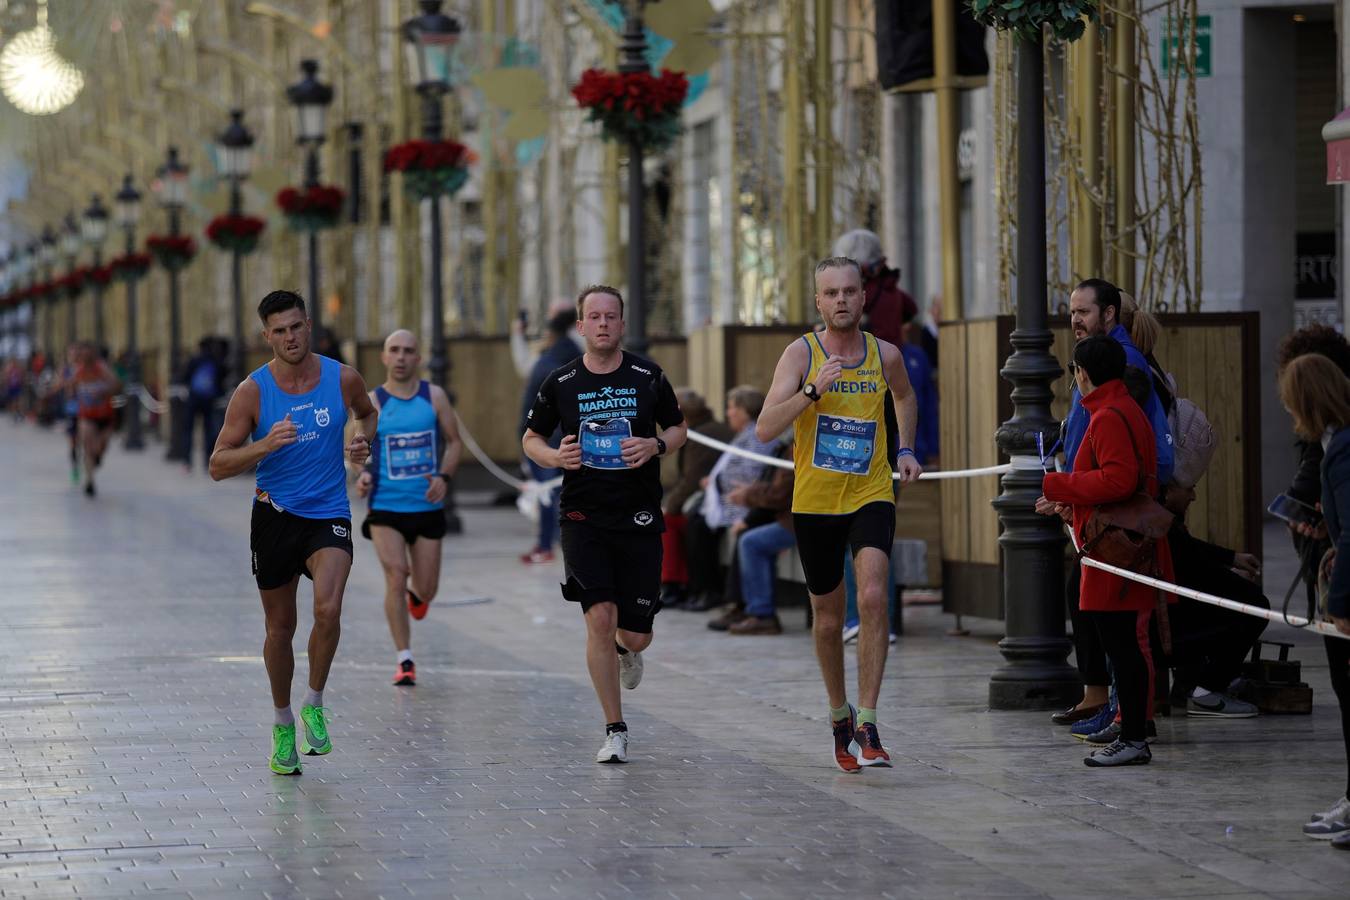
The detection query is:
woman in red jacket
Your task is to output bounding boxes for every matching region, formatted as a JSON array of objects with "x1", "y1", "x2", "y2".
[{"x1": 1041, "y1": 336, "x2": 1174, "y2": 768}]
